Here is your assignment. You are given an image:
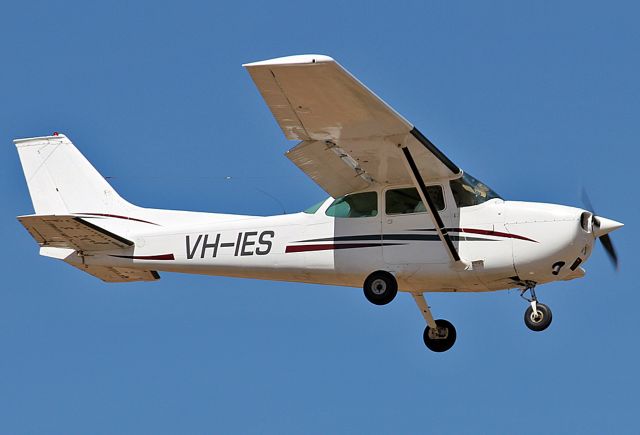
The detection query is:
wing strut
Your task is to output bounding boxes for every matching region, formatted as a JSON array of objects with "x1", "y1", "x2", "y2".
[{"x1": 399, "y1": 145, "x2": 463, "y2": 264}]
